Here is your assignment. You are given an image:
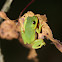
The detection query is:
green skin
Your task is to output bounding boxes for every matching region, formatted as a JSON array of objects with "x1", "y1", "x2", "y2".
[{"x1": 21, "y1": 16, "x2": 46, "y2": 49}]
